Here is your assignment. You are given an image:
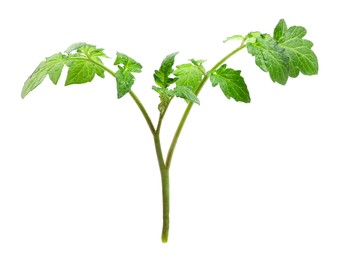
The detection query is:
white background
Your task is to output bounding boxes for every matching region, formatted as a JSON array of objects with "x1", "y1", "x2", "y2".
[{"x1": 1, "y1": 0, "x2": 341, "y2": 259}]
